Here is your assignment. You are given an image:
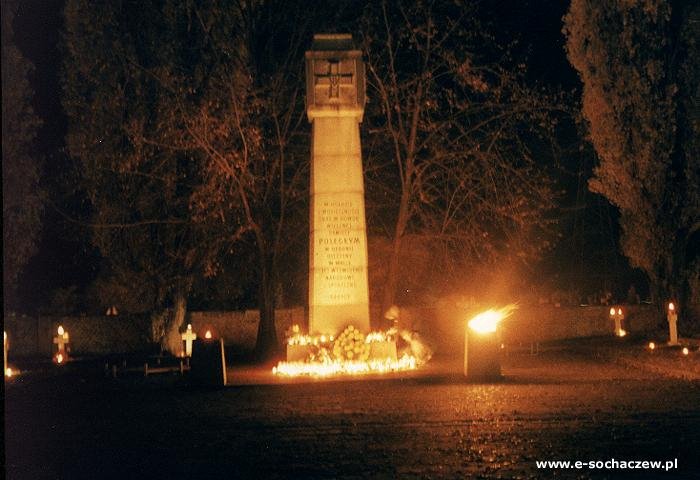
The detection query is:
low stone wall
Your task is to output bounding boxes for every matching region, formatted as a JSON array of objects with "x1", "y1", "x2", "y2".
[
  {"x1": 396, "y1": 304, "x2": 666, "y2": 354},
  {"x1": 188, "y1": 308, "x2": 305, "y2": 352},
  {"x1": 3, "y1": 304, "x2": 685, "y2": 359},
  {"x1": 4, "y1": 308, "x2": 305, "y2": 358}
]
